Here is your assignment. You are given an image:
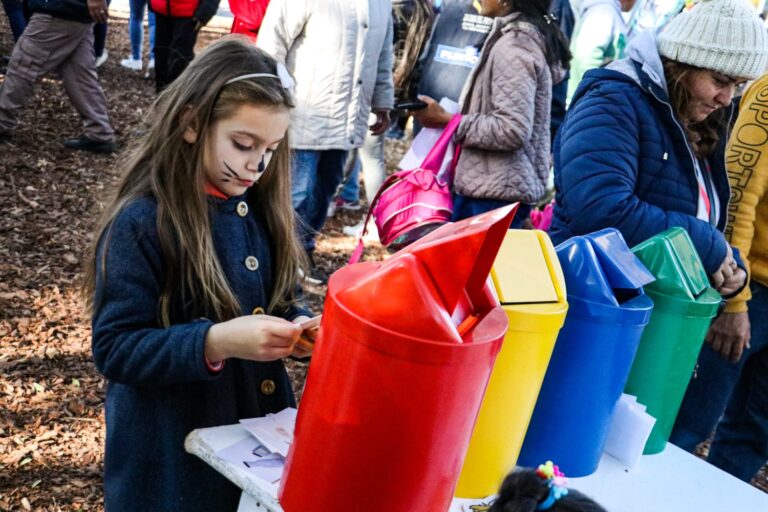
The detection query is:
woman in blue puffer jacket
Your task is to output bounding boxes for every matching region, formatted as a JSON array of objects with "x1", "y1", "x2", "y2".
[{"x1": 551, "y1": 0, "x2": 767, "y2": 297}]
